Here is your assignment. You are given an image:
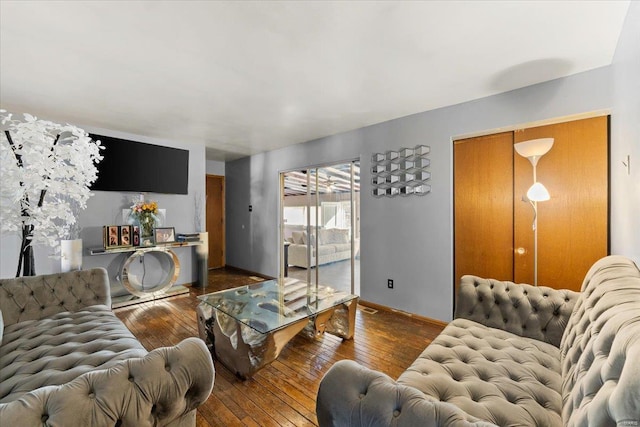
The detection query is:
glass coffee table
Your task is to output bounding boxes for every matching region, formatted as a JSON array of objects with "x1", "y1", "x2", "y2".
[{"x1": 196, "y1": 278, "x2": 358, "y2": 379}]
